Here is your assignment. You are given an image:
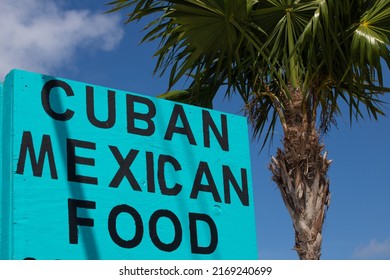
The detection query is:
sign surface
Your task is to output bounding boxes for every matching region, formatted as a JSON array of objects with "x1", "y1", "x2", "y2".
[{"x1": 1, "y1": 70, "x2": 257, "y2": 260}]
